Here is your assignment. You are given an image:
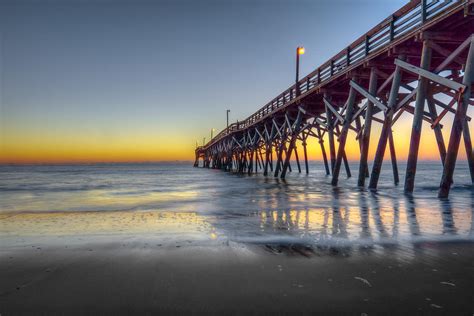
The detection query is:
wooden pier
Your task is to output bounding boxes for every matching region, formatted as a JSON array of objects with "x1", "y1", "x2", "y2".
[{"x1": 195, "y1": 0, "x2": 474, "y2": 198}]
